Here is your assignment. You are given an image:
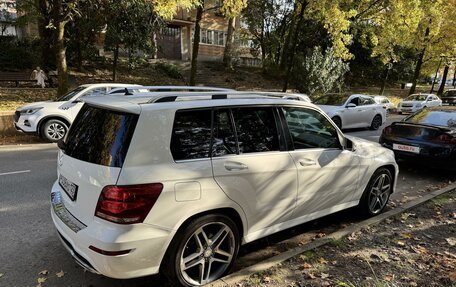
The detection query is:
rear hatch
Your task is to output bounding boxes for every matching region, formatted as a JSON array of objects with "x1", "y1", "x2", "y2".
[{"x1": 57, "y1": 104, "x2": 139, "y2": 225}]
